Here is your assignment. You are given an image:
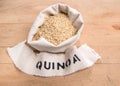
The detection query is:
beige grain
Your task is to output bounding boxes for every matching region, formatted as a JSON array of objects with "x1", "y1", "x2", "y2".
[{"x1": 32, "y1": 13, "x2": 77, "y2": 45}]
